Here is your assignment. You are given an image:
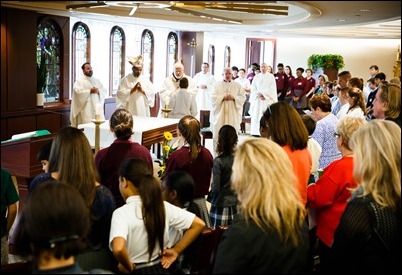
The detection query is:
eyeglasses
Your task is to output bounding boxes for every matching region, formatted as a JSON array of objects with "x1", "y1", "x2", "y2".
[{"x1": 333, "y1": 132, "x2": 341, "y2": 138}]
